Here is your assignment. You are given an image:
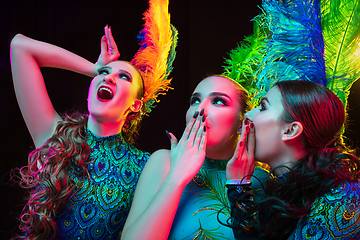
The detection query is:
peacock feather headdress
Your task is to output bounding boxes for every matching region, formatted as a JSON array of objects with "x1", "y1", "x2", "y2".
[
  {"x1": 223, "y1": 0, "x2": 360, "y2": 107},
  {"x1": 130, "y1": 0, "x2": 178, "y2": 115}
]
